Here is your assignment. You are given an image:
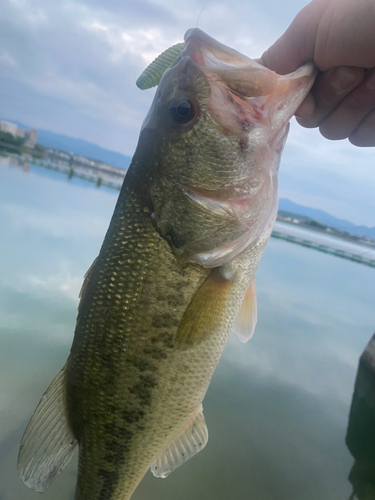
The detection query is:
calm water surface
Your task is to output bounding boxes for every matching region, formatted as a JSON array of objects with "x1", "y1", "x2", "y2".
[{"x1": 1, "y1": 156, "x2": 375, "y2": 500}]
